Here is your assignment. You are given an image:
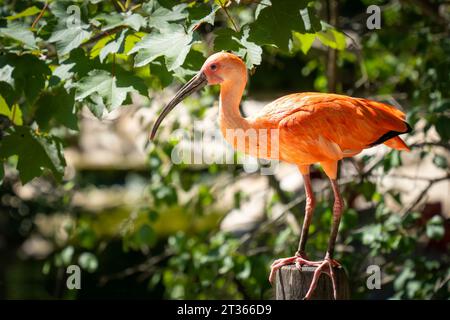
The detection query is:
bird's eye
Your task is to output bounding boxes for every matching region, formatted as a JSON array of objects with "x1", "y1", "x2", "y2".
[{"x1": 210, "y1": 64, "x2": 217, "y2": 71}]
